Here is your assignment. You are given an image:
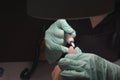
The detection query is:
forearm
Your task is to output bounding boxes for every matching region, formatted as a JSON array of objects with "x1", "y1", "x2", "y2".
[
  {"x1": 94, "y1": 57, "x2": 120, "y2": 80},
  {"x1": 106, "y1": 60, "x2": 120, "y2": 80}
]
